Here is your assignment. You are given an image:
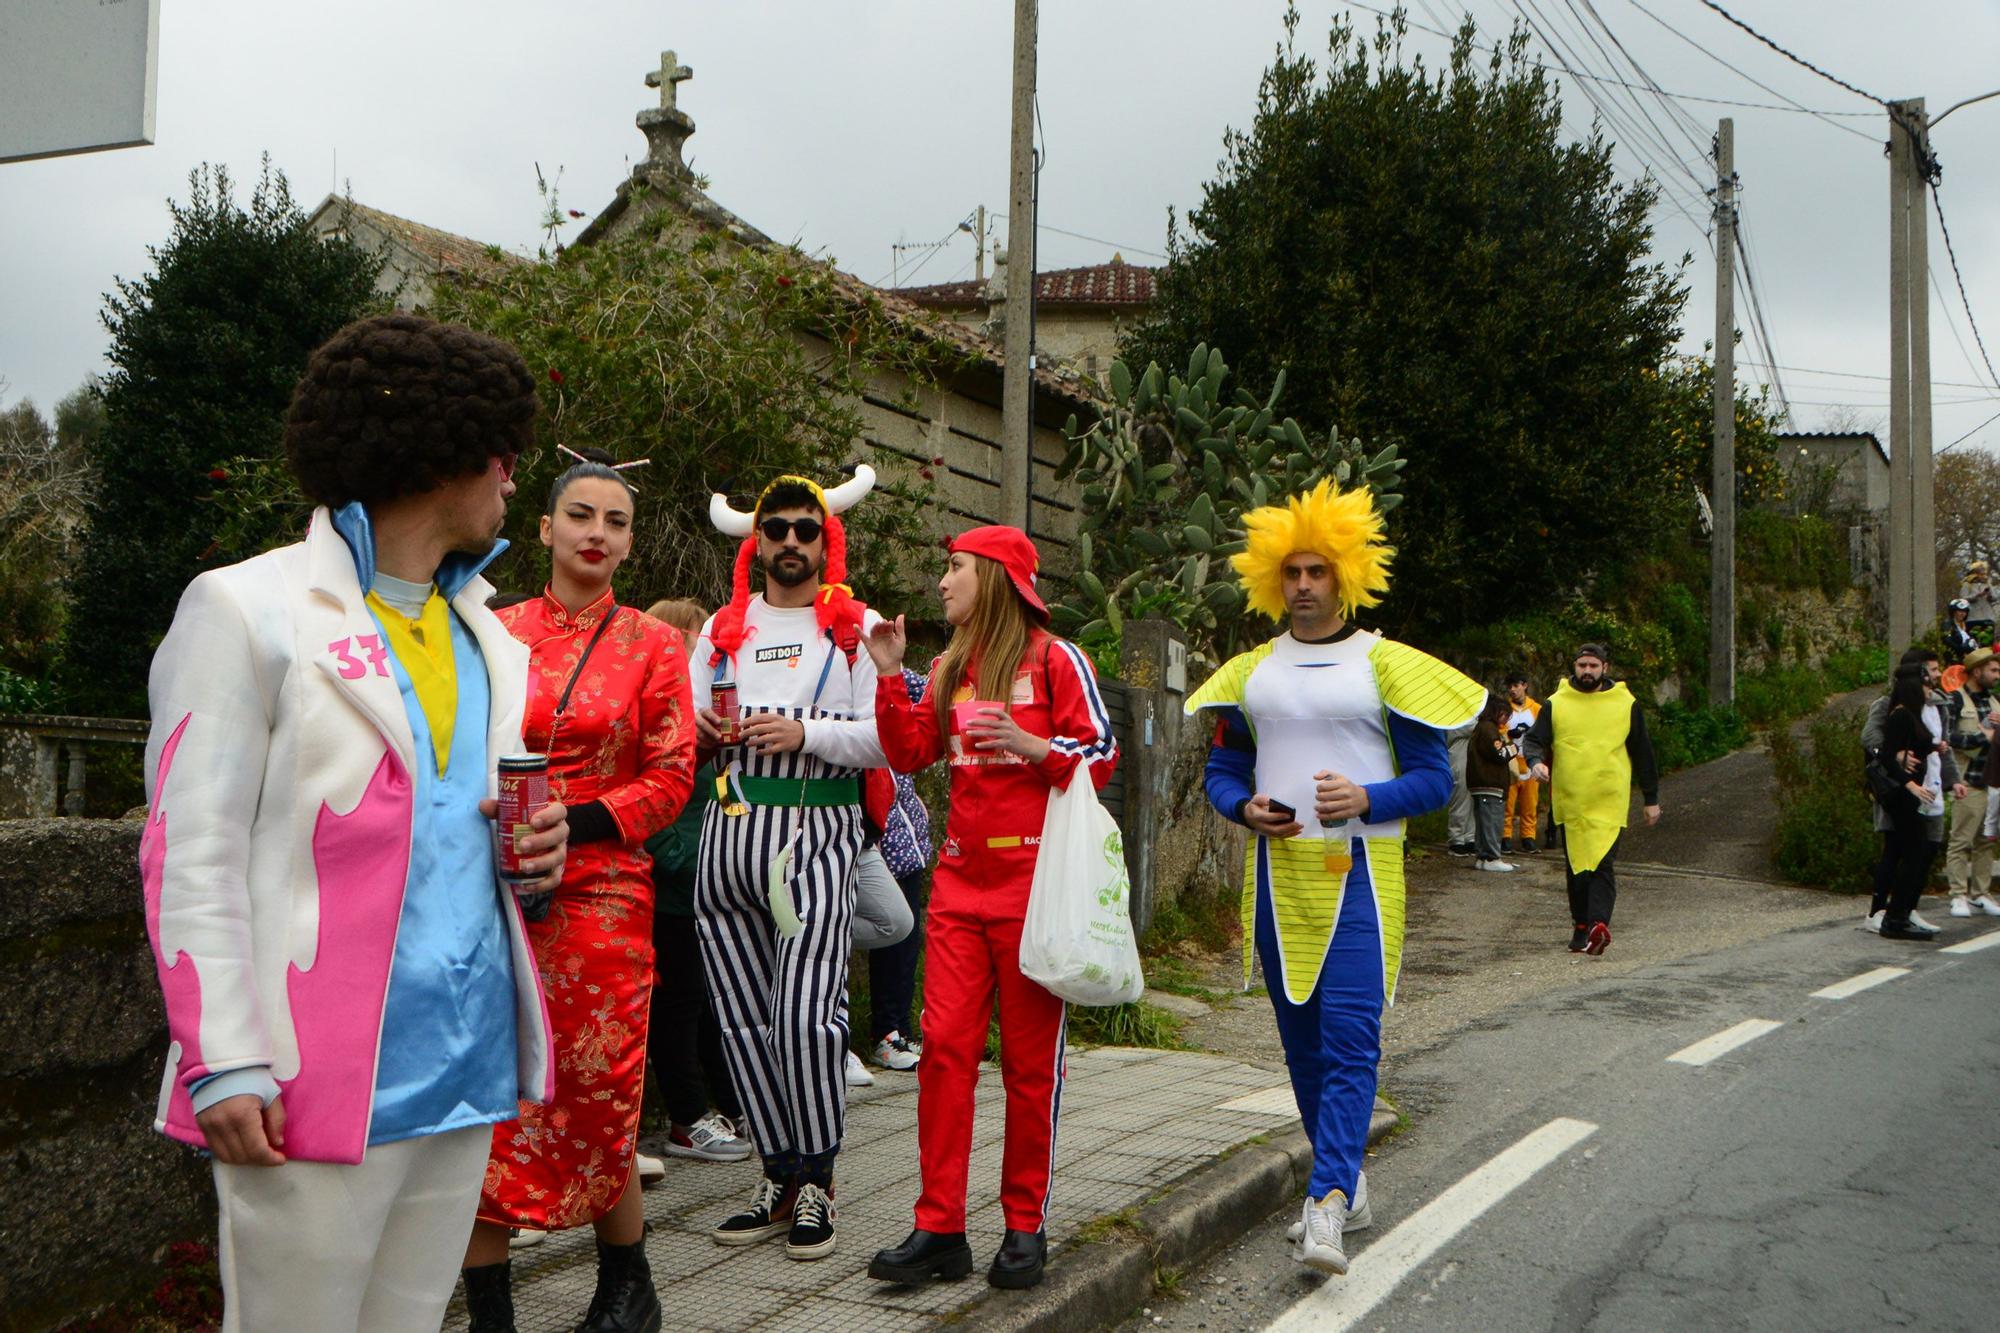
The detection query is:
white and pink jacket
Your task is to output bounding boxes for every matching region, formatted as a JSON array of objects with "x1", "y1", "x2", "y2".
[{"x1": 140, "y1": 510, "x2": 554, "y2": 1165}]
